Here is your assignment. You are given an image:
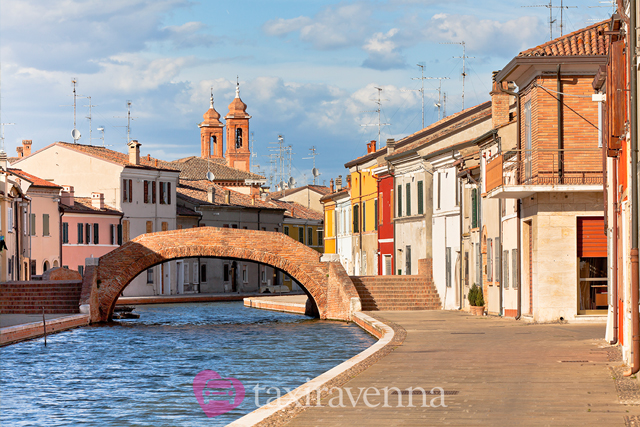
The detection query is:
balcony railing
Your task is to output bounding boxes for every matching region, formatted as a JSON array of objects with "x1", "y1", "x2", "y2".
[{"x1": 485, "y1": 148, "x2": 603, "y2": 194}]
